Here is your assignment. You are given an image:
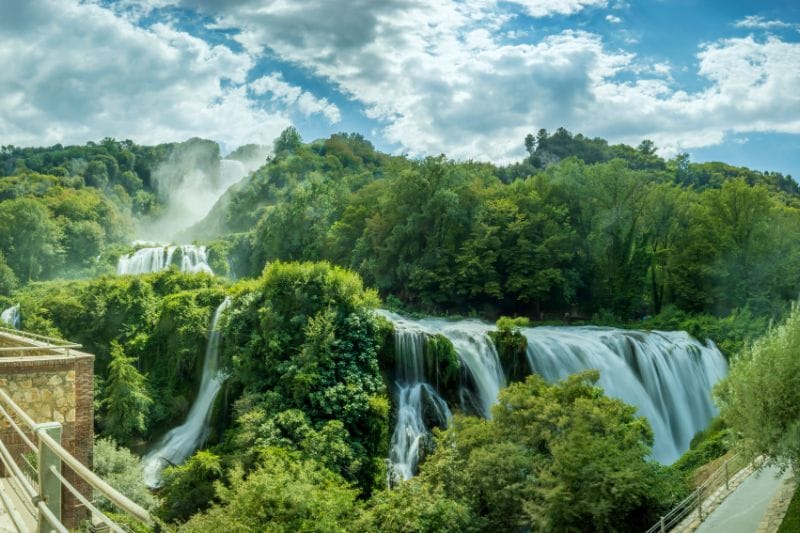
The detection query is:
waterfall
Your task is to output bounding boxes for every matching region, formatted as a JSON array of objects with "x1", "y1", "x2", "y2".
[
  {"x1": 0, "y1": 304, "x2": 20, "y2": 329},
  {"x1": 380, "y1": 311, "x2": 504, "y2": 481},
  {"x1": 117, "y1": 244, "x2": 212, "y2": 275},
  {"x1": 522, "y1": 327, "x2": 727, "y2": 463},
  {"x1": 379, "y1": 311, "x2": 727, "y2": 477},
  {"x1": 387, "y1": 315, "x2": 452, "y2": 481},
  {"x1": 143, "y1": 298, "x2": 231, "y2": 487}
]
